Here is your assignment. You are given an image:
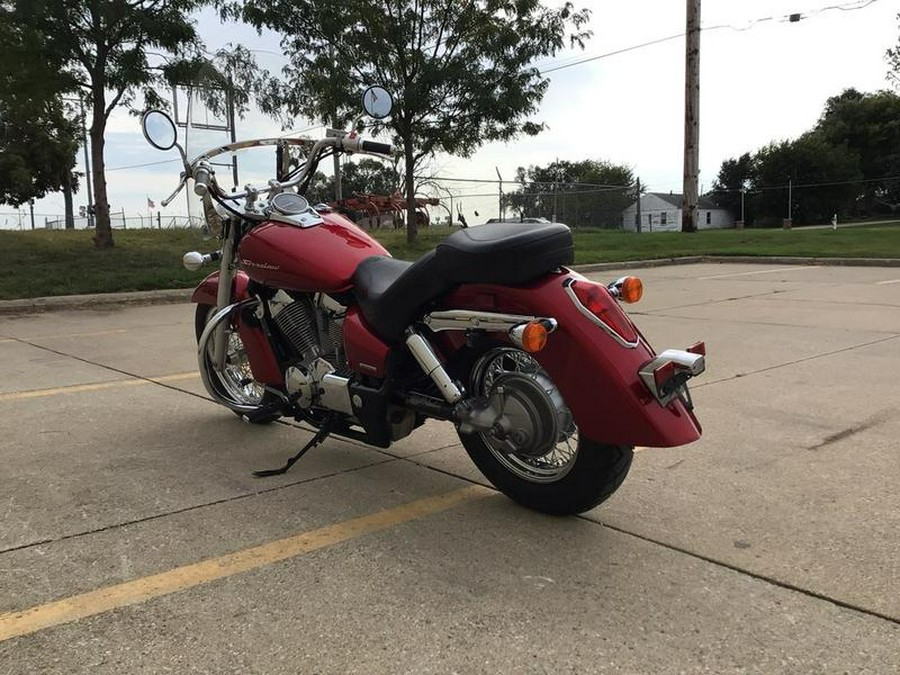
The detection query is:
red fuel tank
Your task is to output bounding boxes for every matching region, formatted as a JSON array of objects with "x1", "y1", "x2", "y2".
[{"x1": 238, "y1": 212, "x2": 389, "y2": 292}]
